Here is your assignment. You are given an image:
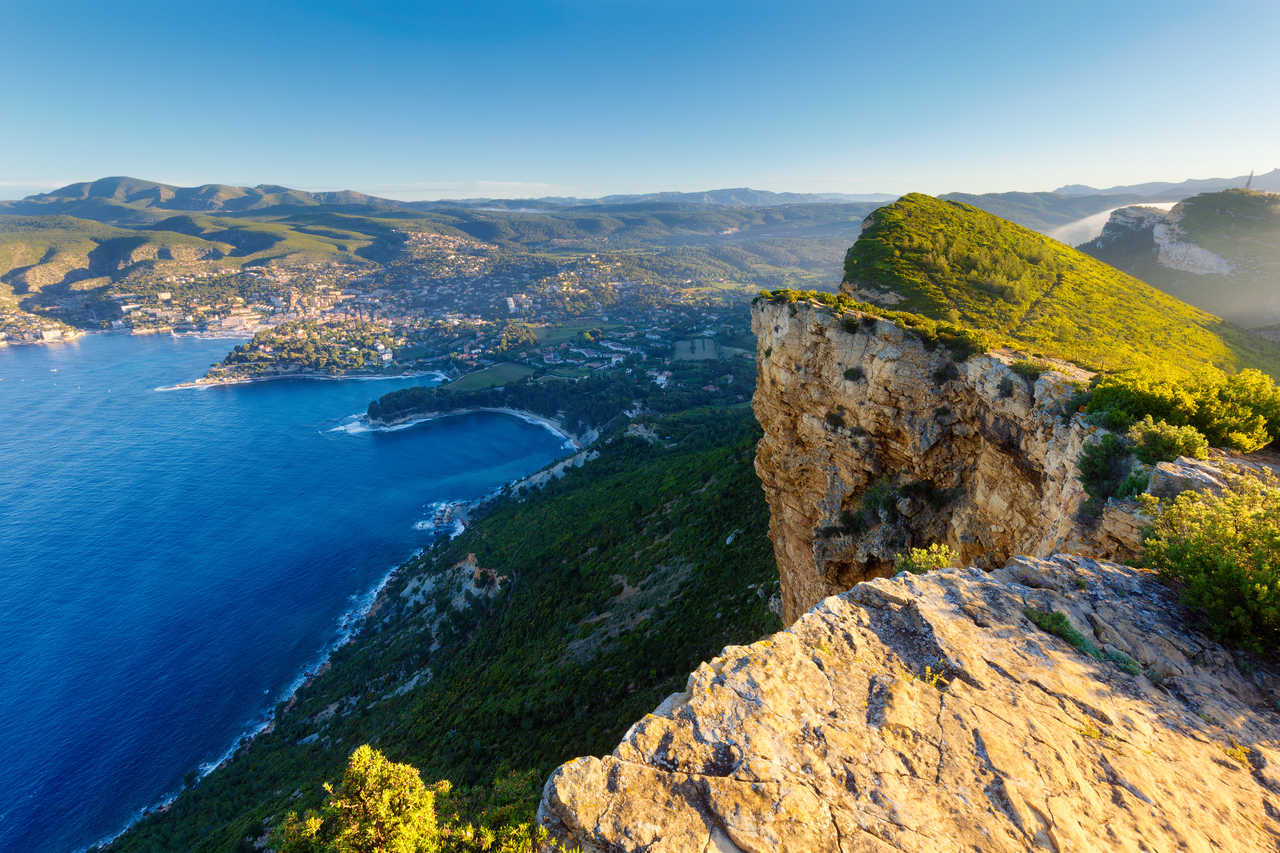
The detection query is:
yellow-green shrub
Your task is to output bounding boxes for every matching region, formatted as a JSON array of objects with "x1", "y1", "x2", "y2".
[
  {"x1": 1127, "y1": 415, "x2": 1209, "y2": 464},
  {"x1": 1141, "y1": 470, "x2": 1280, "y2": 653},
  {"x1": 894, "y1": 543, "x2": 959, "y2": 574}
]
